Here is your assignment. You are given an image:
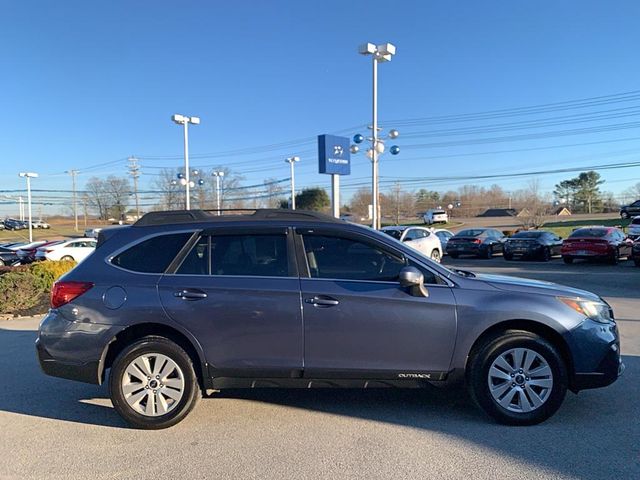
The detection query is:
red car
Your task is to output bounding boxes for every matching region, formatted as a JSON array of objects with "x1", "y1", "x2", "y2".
[{"x1": 561, "y1": 226, "x2": 633, "y2": 264}]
